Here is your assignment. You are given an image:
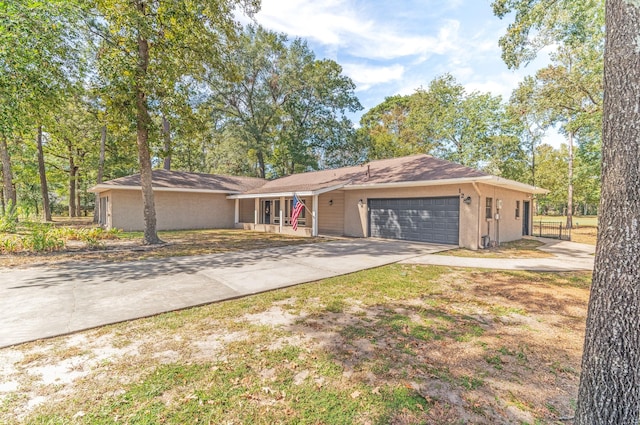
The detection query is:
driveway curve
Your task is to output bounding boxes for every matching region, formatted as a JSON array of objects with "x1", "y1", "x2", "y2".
[
  {"x1": 0, "y1": 239, "x2": 450, "y2": 348},
  {"x1": 402, "y1": 237, "x2": 595, "y2": 272},
  {"x1": 0, "y1": 237, "x2": 593, "y2": 348}
]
